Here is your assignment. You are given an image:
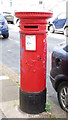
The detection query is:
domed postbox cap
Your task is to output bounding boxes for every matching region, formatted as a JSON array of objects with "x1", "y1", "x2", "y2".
[{"x1": 15, "y1": 12, "x2": 52, "y2": 19}]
